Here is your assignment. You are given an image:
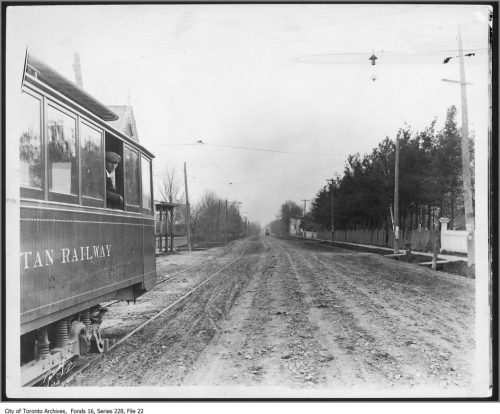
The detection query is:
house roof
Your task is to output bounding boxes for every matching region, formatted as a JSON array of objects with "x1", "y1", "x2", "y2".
[
  {"x1": 107, "y1": 105, "x2": 140, "y2": 142},
  {"x1": 107, "y1": 106, "x2": 128, "y2": 126}
]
